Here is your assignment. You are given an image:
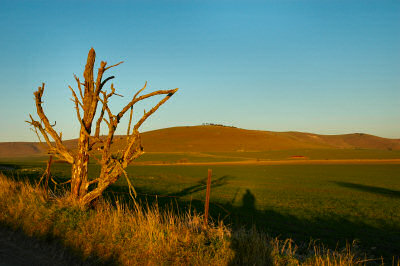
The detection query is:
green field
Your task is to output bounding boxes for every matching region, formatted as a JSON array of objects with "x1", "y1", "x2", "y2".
[
  {"x1": 1, "y1": 148, "x2": 400, "y2": 164},
  {"x1": 124, "y1": 164, "x2": 400, "y2": 259},
  {"x1": 207, "y1": 149, "x2": 400, "y2": 160},
  {"x1": 1, "y1": 150, "x2": 400, "y2": 261},
  {"x1": 124, "y1": 149, "x2": 400, "y2": 162}
]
